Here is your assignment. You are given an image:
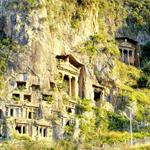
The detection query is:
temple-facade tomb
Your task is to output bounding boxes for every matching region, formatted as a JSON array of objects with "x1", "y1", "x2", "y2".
[{"x1": 116, "y1": 37, "x2": 140, "y2": 67}]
